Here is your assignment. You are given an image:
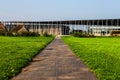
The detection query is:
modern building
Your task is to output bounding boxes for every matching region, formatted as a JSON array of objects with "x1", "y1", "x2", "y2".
[
  {"x1": 10, "y1": 23, "x2": 29, "y2": 33},
  {"x1": 2, "y1": 22, "x2": 70, "y2": 35},
  {"x1": 1, "y1": 19, "x2": 120, "y2": 36},
  {"x1": 0, "y1": 22, "x2": 7, "y2": 32},
  {"x1": 90, "y1": 26, "x2": 120, "y2": 36}
]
